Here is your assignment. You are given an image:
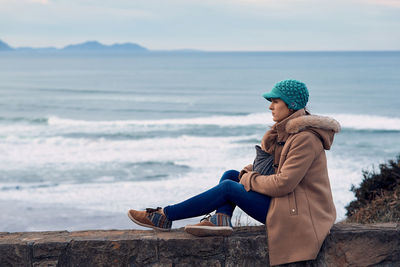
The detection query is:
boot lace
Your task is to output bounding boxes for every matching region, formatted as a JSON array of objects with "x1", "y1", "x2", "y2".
[{"x1": 200, "y1": 213, "x2": 212, "y2": 222}]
